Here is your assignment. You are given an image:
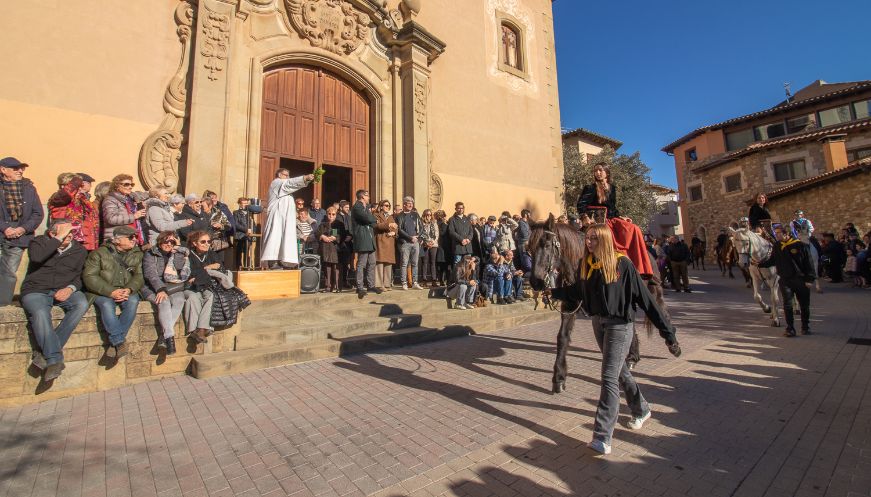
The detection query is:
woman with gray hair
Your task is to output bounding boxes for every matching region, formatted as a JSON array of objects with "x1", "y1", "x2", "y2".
[{"x1": 144, "y1": 186, "x2": 193, "y2": 245}]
